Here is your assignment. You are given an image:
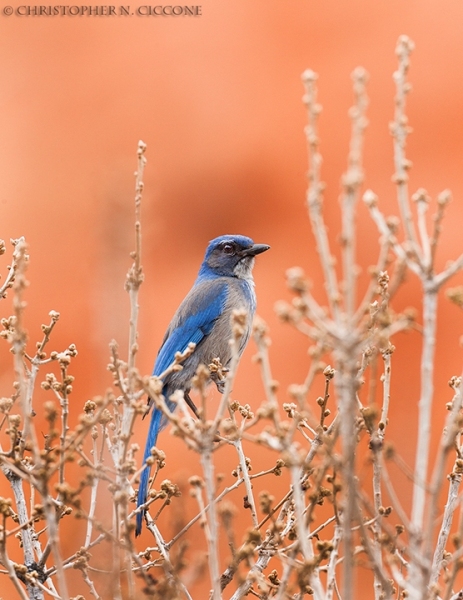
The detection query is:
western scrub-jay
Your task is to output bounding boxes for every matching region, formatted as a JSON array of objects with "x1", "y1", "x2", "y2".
[{"x1": 136, "y1": 234, "x2": 269, "y2": 536}]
